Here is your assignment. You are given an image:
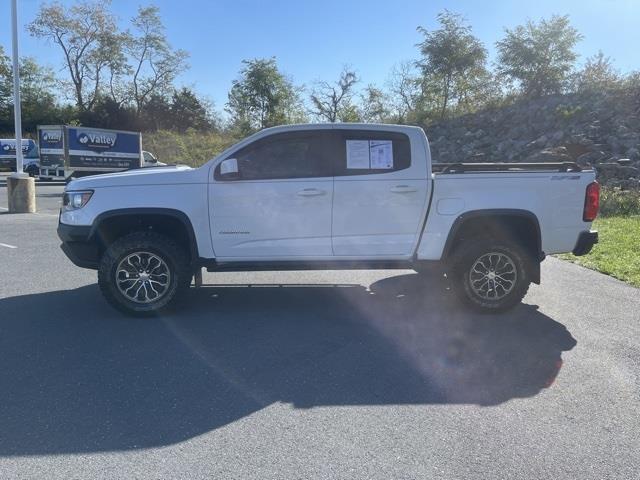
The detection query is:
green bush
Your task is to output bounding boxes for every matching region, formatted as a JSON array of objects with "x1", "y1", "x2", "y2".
[
  {"x1": 142, "y1": 129, "x2": 238, "y2": 167},
  {"x1": 599, "y1": 187, "x2": 640, "y2": 217}
]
